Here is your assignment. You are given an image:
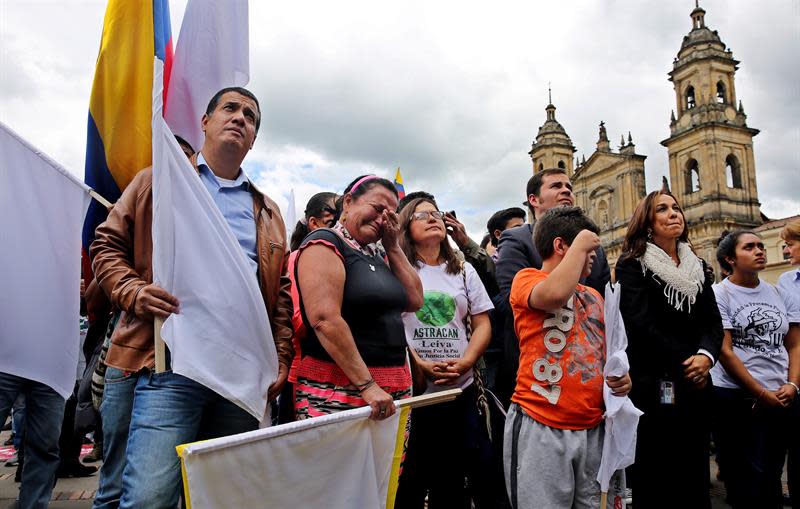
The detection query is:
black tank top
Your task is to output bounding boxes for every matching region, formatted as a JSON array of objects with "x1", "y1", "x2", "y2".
[{"x1": 296, "y1": 229, "x2": 408, "y2": 366}]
